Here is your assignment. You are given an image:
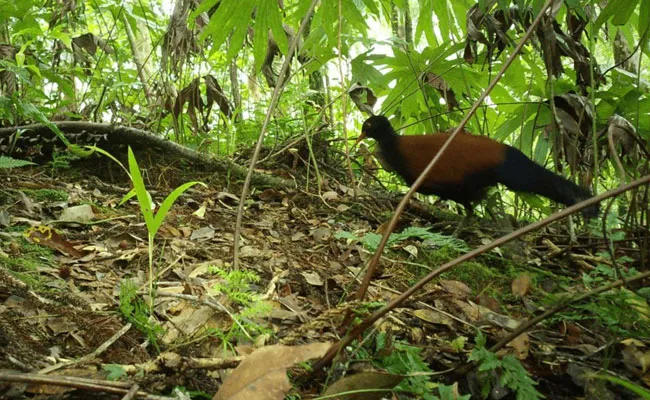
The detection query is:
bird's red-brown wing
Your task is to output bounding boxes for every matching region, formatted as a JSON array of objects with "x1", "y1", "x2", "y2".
[{"x1": 397, "y1": 133, "x2": 507, "y2": 185}]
